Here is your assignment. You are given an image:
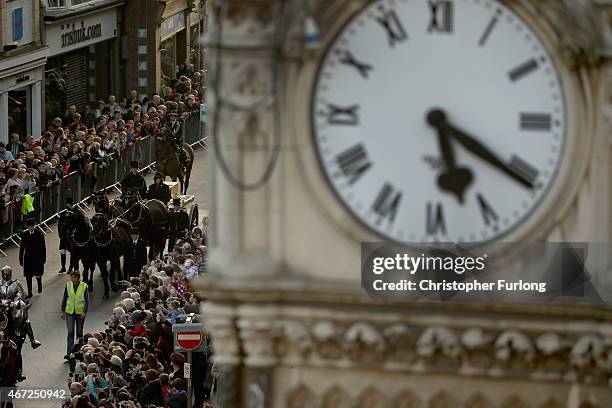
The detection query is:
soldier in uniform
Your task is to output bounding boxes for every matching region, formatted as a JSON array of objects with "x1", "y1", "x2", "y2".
[
  {"x1": 19, "y1": 219, "x2": 45, "y2": 298},
  {"x1": 167, "y1": 198, "x2": 190, "y2": 253},
  {"x1": 124, "y1": 229, "x2": 148, "y2": 278},
  {"x1": 58, "y1": 198, "x2": 75, "y2": 274},
  {"x1": 120, "y1": 161, "x2": 147, "y2": 198},
  {"x1": 167, "y1": 111, "x2": 189, "y2": 175}
]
